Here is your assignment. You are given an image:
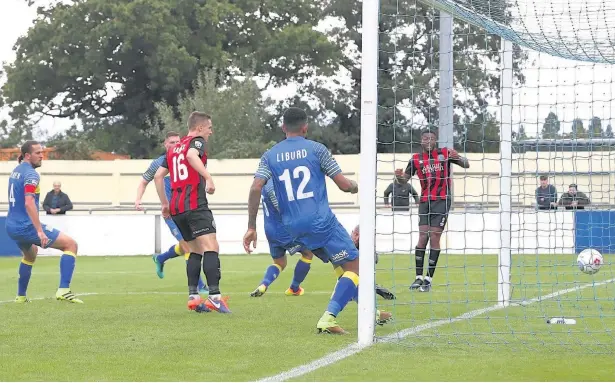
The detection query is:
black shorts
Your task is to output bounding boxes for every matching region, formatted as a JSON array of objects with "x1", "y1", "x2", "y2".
[
  {"x1": 171, "y1": 208, "x2": 217, "y2": 242},
  {"x1": 418, "y1": 199, "x2": 451, "y2": 228}
]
